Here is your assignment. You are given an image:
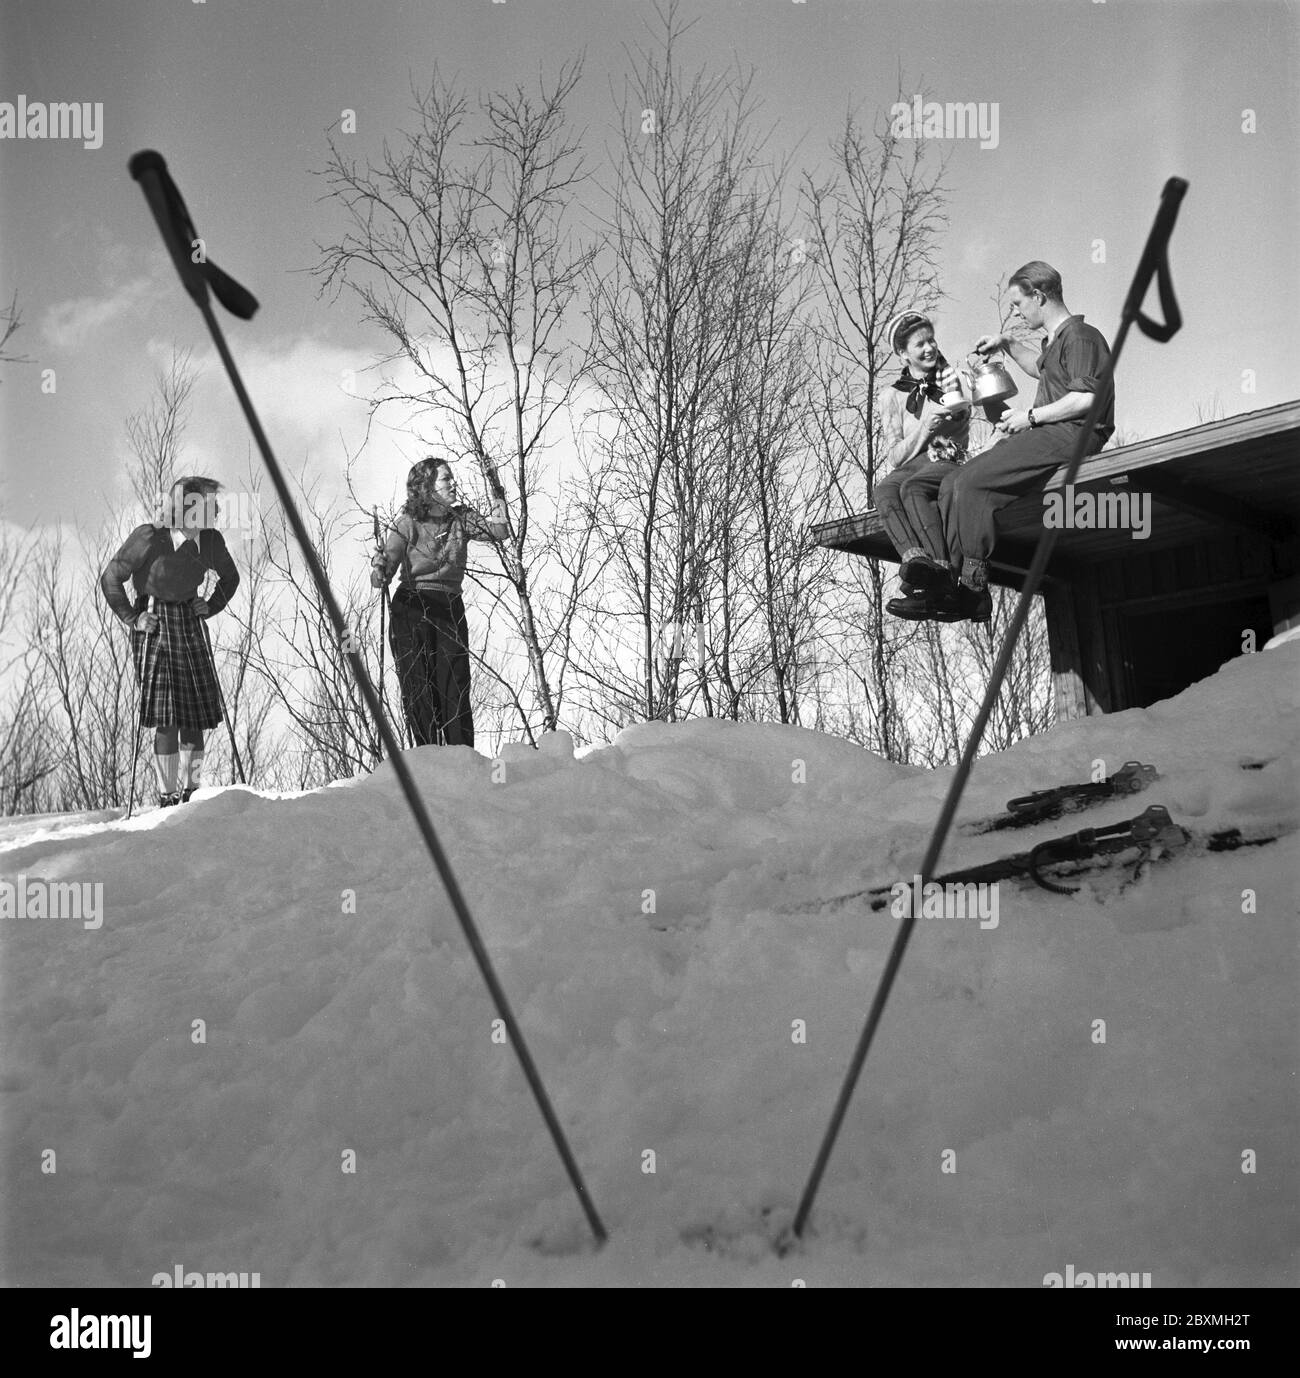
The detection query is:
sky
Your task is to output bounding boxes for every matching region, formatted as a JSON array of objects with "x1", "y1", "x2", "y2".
[{"x1": 1, "y1": 0, "x2": 1297, "y2": 536}]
